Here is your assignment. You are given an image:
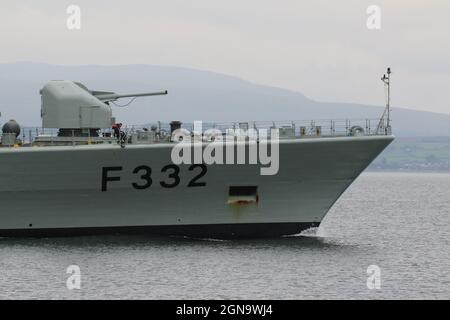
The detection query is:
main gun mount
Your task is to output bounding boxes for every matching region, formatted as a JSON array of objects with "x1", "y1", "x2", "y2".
[{"x1": 40, "y1": 80, "x2": 167, "y2": 131}]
